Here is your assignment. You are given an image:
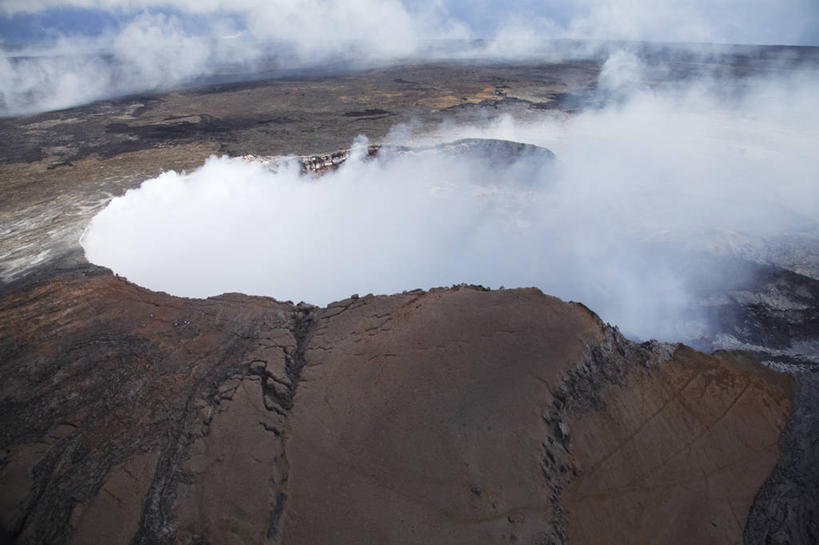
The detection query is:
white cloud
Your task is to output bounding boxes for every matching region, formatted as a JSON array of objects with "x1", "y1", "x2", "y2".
[
  {"x1": 567, "y1": 0, "x2": 719, "y2": 43},
  {"x1": 112, "y1": 12, "x2": 211, "y2": 85},
  {"x1": 242, "y1": 0, "x2": 421, "y2": 60},
  {"x1": 0, "y1": 1, "x2": 459, "y2": 115},
  {"x1": 3, "y1": 0, "x2": 816, "y2": 45},
  {"x1": 596, "y1": 49, "x2": 644, "y2": 94},
  {"x1": 0, "y1": 10, "x2": 274, "y2": 115},
  {"x1": 2, "y1": 0, "x2": 817, "y2": 115}
]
